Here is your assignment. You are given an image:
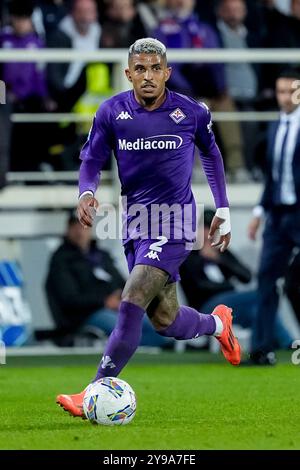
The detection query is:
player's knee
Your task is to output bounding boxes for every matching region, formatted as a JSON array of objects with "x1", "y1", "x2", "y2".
[
  {"x1": 150, "y1": 307, "x2": 175, "y2": 331},
  {"x1": 122, "y1": 282, "x2": 161, "y2": 310},
  {"x1": 121, "y1": 291, "x2": 148, "y2": 310}
]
